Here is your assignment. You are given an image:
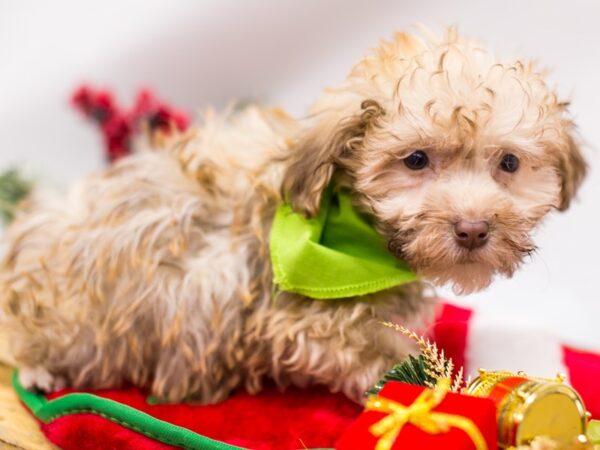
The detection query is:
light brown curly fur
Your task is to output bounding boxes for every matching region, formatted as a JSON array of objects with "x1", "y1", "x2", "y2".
[{"x1": 0, "y1": 28, "x2": 586, "y2": 404}]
